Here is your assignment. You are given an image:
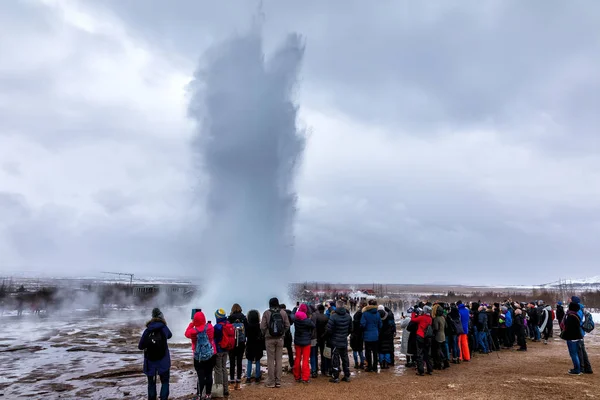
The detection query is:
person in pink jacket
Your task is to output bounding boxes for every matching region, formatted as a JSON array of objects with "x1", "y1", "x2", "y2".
[{"x1": 186, "y1": 311, "x2": 216, "y2": 399}]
